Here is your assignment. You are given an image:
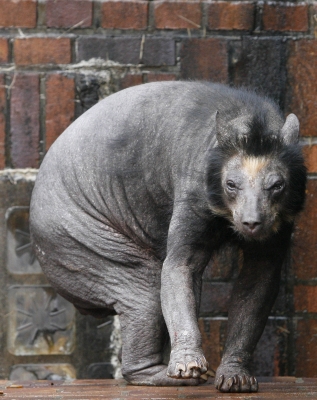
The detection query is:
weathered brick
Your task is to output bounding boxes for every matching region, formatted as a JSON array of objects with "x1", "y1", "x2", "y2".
[
  {"x1": 142, "y1": 38, "x2": 175, "y2": 66},
  {"x1": 76, "y1": 75, "x2": 100, "y2": 116},
  {"x1": 295, "y1": 319, "x2": 317, "y2": 377},
  {"x1": 45, "y1": 75, "x2": 75, "y2": 151},
  {"x1": 208, "y1": 1, "x2": 254, "y2": 31},
  {"x1": 10, "y1": 74, "x2": 40, "y2": 168},
  {"x1": 200, "y1": 282, "x2": 233, "y2": 315},
  {"x1": 231, "y1": 37, "x2": 287, "y2": 105},
  {"x1": 154, "y1": 0, "x2": 201, "y2": 29},
  {"x1": 120, "y1": 74, "x2": 143, "y2": 89},
  {"x1": 101, "y1": 0, "x2": 148, "y2": 30},
  {"x1": 46, "y1": 0, "x2": 93, "y2": 28},
  {"x1": 77, "y1": 37, "x2": 141, "y2": 64},
  {"x1": 180, "y1": 38, "x2": 228, "y2": 82},
  {"x1": 294, "y1": 286, "x2": 317, "y2": 313},
  {"x1": 0, "y1": 0, "x2": 36, "y2": 28},
  {"x1": 303, "y1": 145, "x2": 317, "y2": 173},
  {"x1": 0, "y1": 74, "x2": 5, "y2": 169},
  {"x1": 77, "y1": 37, "x2": 175, "y2": 66},
  {"x1": 14, "y1": 38, "x2": 71, "y2": 66},
  {"x1": 147, "y1": 73, "x2": 177, "y2": 82},
  {"x1": 263, "y1": 3, "x2": 308, "y2": 32},
  {"x1": 0, "y1": 38, "x2": 8, "y2": 64},
  {"x1": 286, "y1": 40, "x2": 317, "y2": 137},
  {"x1": 292, "y1": 179, "x2": 317, "y2": 280}
]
